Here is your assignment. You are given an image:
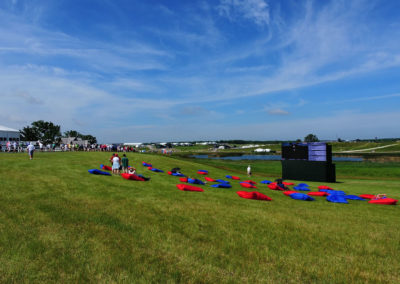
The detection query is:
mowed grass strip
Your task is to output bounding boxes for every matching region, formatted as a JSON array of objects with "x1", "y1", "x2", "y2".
[{"x1": 0, "y1": 152, "x2": 399, "y2": 283}]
